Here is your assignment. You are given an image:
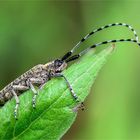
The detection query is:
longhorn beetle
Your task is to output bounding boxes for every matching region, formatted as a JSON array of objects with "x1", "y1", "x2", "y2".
[{"x1": 0, "y1": 23, "x2": 140, "y2": 119}]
